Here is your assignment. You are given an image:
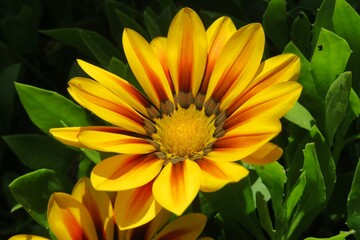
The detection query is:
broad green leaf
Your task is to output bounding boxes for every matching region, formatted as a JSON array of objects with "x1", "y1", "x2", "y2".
[
  {"x1": 290, "y1": 11, "x2": 311, "y2": 57},
  {"x1": 203, "y1": 177, "x2": 266, "y2": 240},
  {"x1": 311, "y1": 0, "x2": 335, "y2": 49},
  {"x1": 115, "y1": 10, "x2": 148, "y2": 40},
  {"x1": 285, "y1": 102, "x2": 315, "y2": 130},
  {"x1": 284, "y1": 42, "x2": 323, "y2": 116},
  {"x1": 284, "y1": 171, "x2": 306, "y2": 225},
  {"x1": 9, "y1": 169, "x2": 73, "y2": 228},
  {"x1": 325, "y1": 72, "x2": 352, "y2": 145},
  {"x1": 349, "y1": 89, "x2": 360, "y2": 116},
  {"x1": 157, "y1": 6, "x2": 173, "y2": 35},
  {"x1": 144, "y1": 10, "x2": 163, "y2": 39},
  {"x1": 41, "y1": 28, "x2": 121, "y2": 68},
  {"x1": 287, "y1": 143, "x2": 326, "y2": 240},
  {"x1": 3, "y1": 134, "x2": 77, "y2": 171},
  {"x1": 0, "y1": 63, "x2": 21, "y2": 134},
  {"x1": 254, "y1": 161, "x2": 286, "y2": 235},
  {"x1": 347, "y1": 160, "x2": 360, "y2": 239},
  {"x1": 256, "y1": 192, "x2": 276, "y2": 240},
  {"x1": 333, "y1": 0, "x2": 360, "y2": 92},
  {"x1": 15, "y1": 83, "x2": 90, "y2": 133},
  {"x1": 304, "y1": 230, "x2": 355, "y2": 240},
  {"x1": 262, "y1": 0, "x2": 289, "y2": 51},
  {"x1": 310, "y1": 28, "x2": 351, "y2": 99}
]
